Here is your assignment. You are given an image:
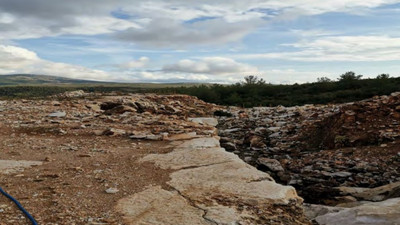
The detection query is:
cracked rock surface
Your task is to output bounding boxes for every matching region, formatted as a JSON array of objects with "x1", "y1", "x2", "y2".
[{"x1": 117, "y1": 119, "x2": 309, "y2": 225}]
